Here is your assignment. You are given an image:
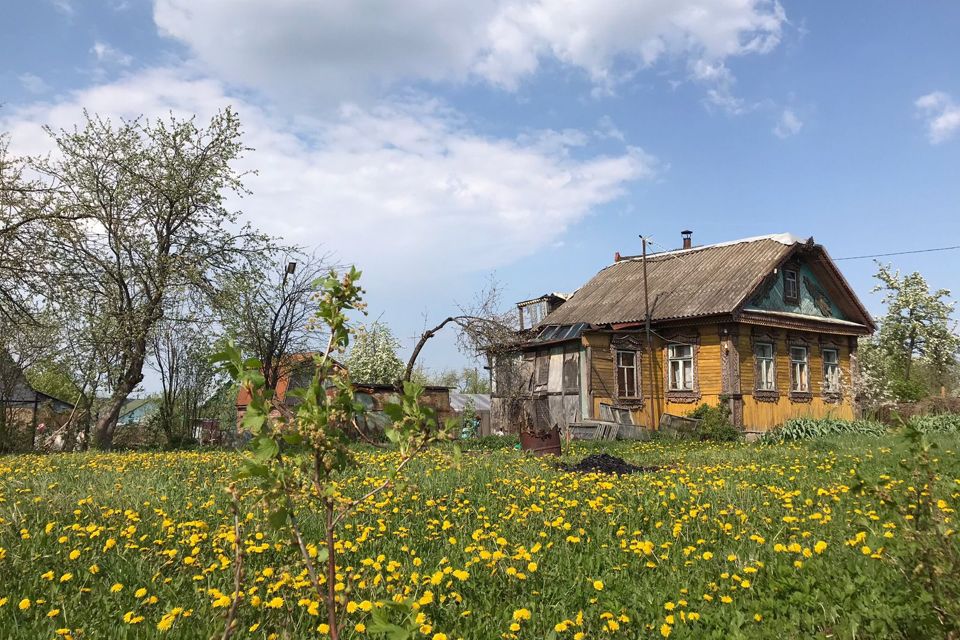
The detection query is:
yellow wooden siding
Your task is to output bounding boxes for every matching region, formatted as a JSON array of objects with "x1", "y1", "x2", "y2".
[
  {"x1": 585, "y1": 326, "x2": 858, "y2": 433},
  {"x1": 739, "y1": 333, "x2": 855, "y2": 432}
]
